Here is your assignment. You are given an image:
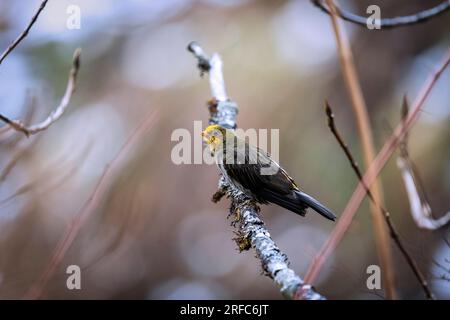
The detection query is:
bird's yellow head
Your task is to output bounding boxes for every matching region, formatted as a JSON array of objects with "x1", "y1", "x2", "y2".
[{"x1": 201, "y1": 124, "x2": 227, "y2": 147}]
